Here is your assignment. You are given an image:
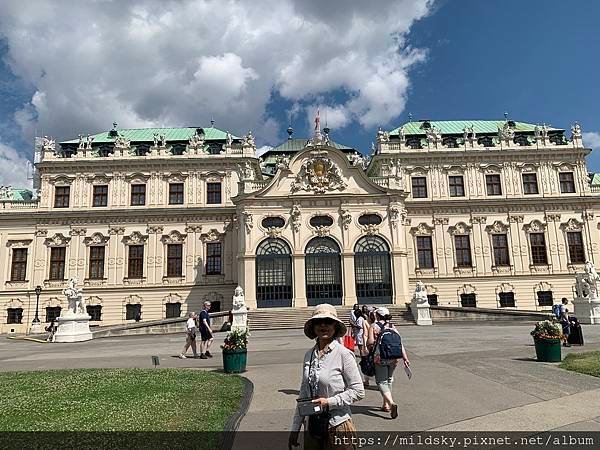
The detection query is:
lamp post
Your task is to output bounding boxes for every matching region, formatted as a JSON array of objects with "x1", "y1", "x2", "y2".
[{"x1": 30, "y1": 285, "x2": 42, "y2": 333}]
